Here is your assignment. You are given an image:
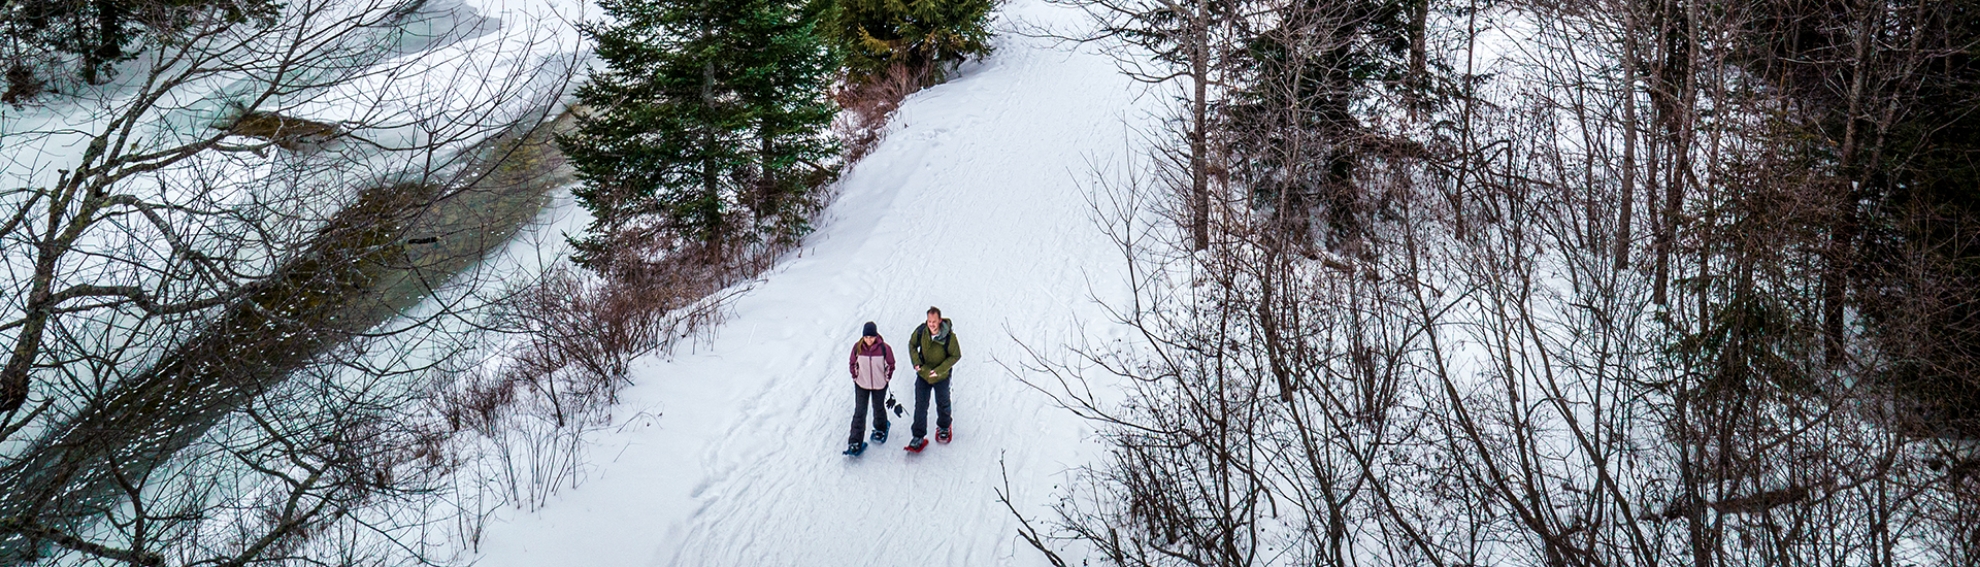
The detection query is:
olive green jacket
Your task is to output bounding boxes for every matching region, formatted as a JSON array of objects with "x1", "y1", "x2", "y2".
[{"x1": 908, "y1": 319, "x2": 960, "y2": 383}]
